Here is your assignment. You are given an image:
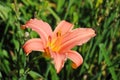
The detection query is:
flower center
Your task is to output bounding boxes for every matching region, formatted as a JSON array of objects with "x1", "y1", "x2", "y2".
[
  {"x1": 46, "y1": 31, "x2": 62, "y2": 52},
  {"x1": 50, "y1": 38, "x2": 61, "y2": 52},
  {"x1": 44, "y1": 31, "x2": 62, "y2": 57}
]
